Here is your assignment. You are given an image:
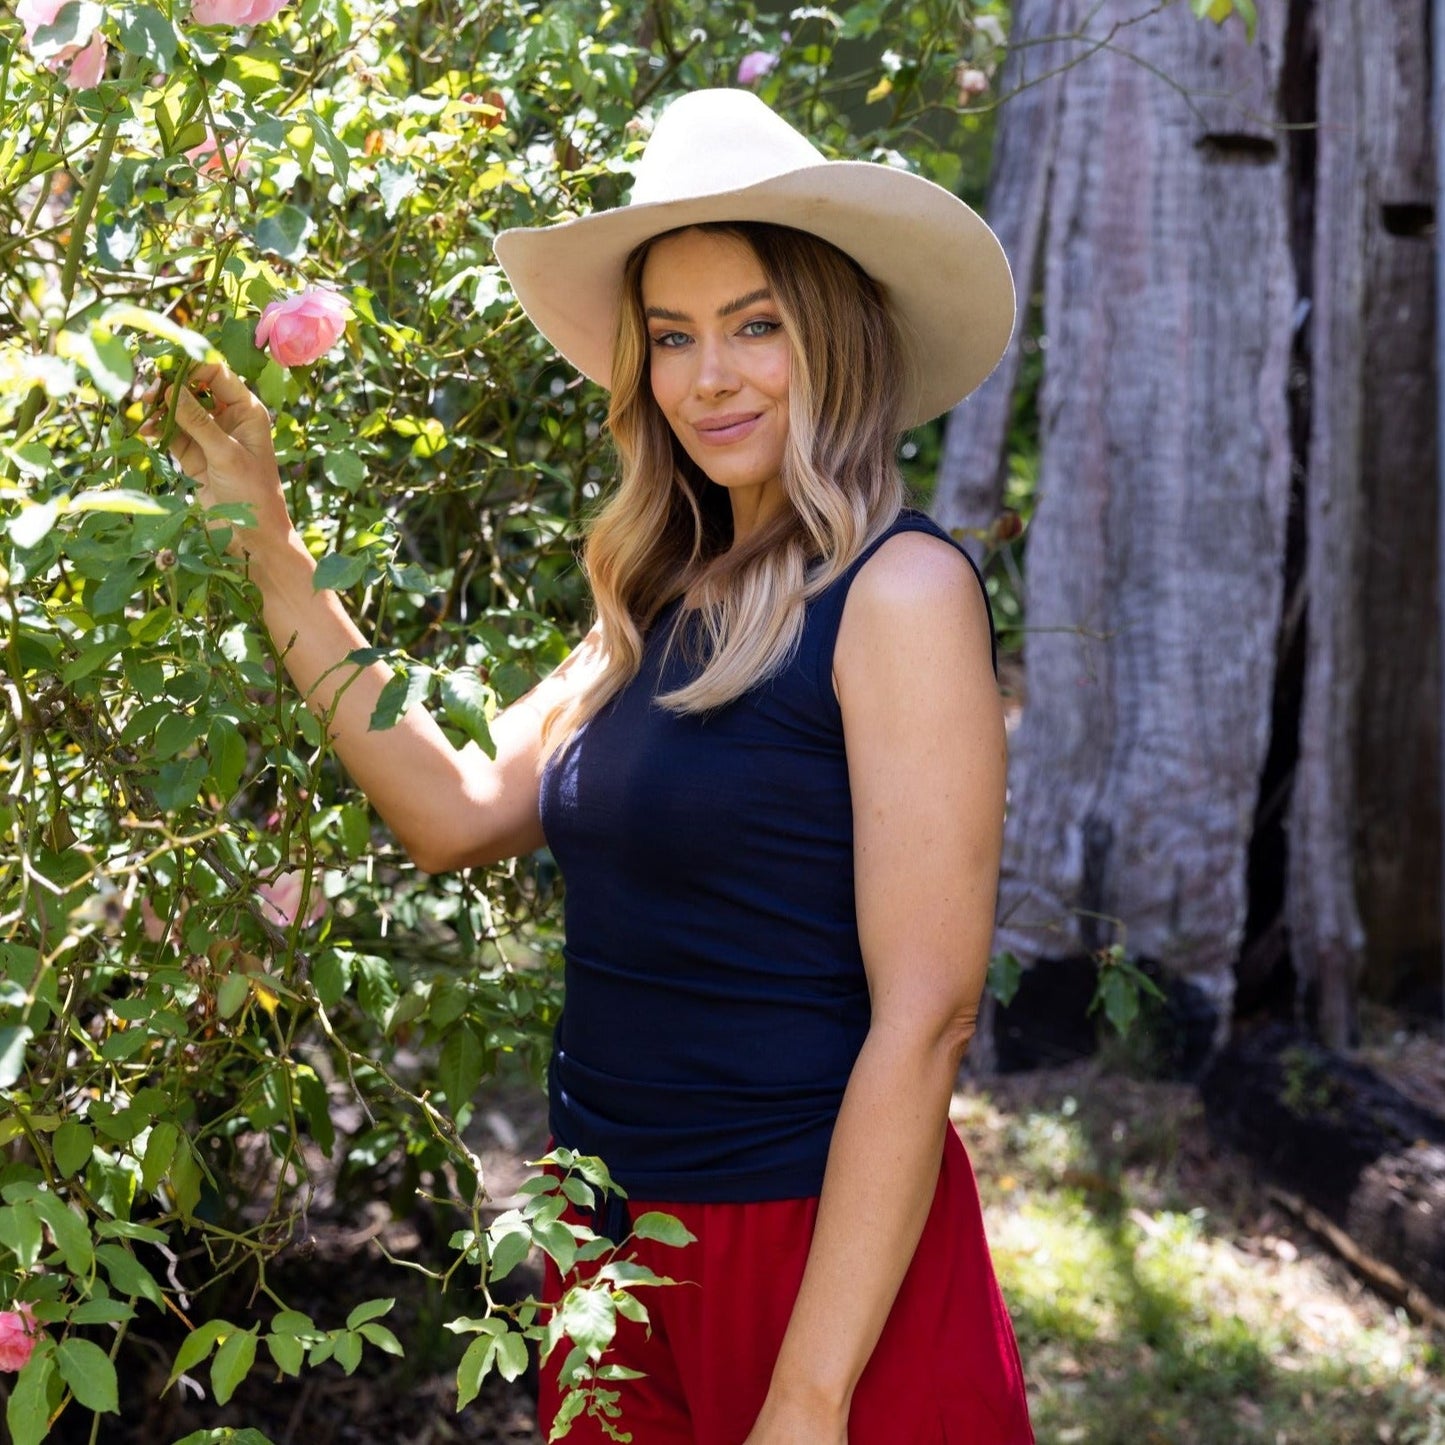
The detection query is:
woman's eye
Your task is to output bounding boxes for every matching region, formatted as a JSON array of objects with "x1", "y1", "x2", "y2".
[
  {"x1": 649, "y1": 331, "x2": 688, "y2": 349},
  {"x1": 741, "y1": 319, "x2": 779, "y2": 337}
]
